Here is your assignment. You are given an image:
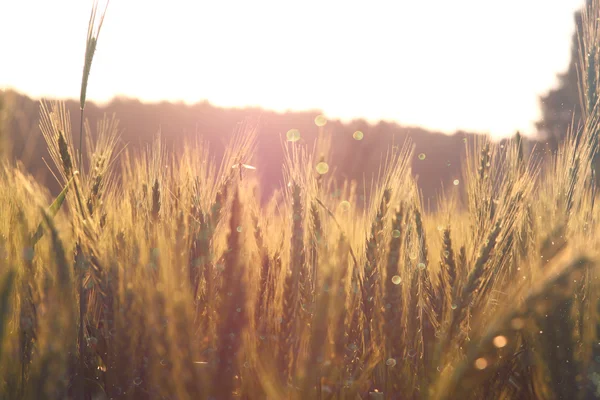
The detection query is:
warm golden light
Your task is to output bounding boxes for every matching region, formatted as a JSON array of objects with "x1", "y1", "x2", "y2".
[{"x1": 0, "y1": 0, "x2": 585, "y2": 137}]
